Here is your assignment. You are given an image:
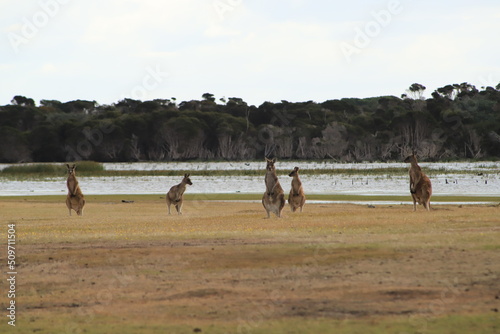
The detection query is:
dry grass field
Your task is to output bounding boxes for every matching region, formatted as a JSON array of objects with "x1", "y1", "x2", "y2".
[{"x1": 1, "y1": 195, "x2": 499, "y2": 334}]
